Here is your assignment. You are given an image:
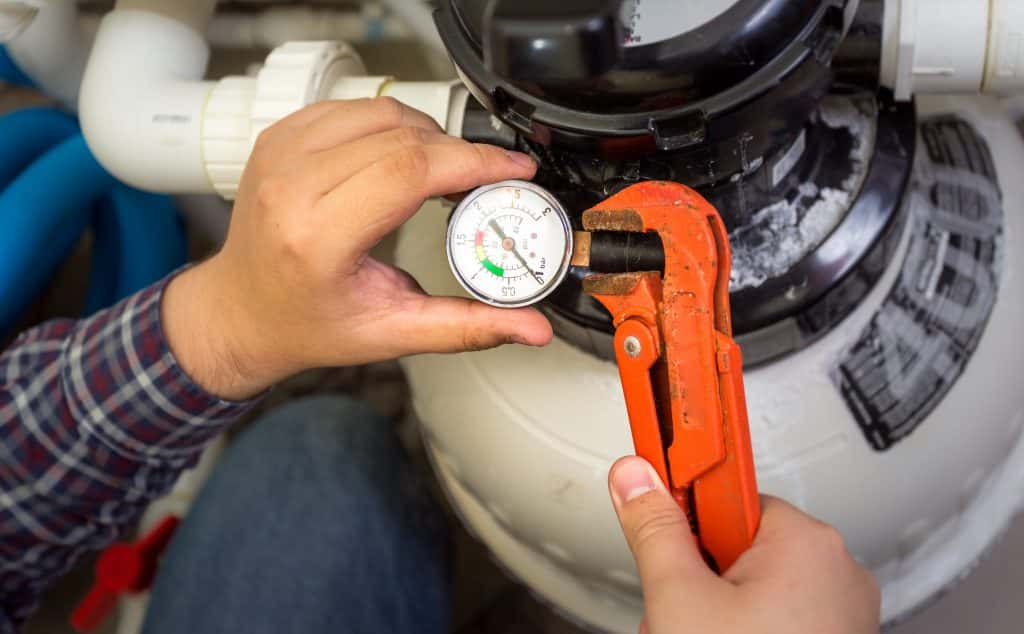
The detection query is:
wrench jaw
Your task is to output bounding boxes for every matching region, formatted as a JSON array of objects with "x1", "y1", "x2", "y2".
[{"x1": 582, "y1": 181, "x2": 760, "y2": 573}]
